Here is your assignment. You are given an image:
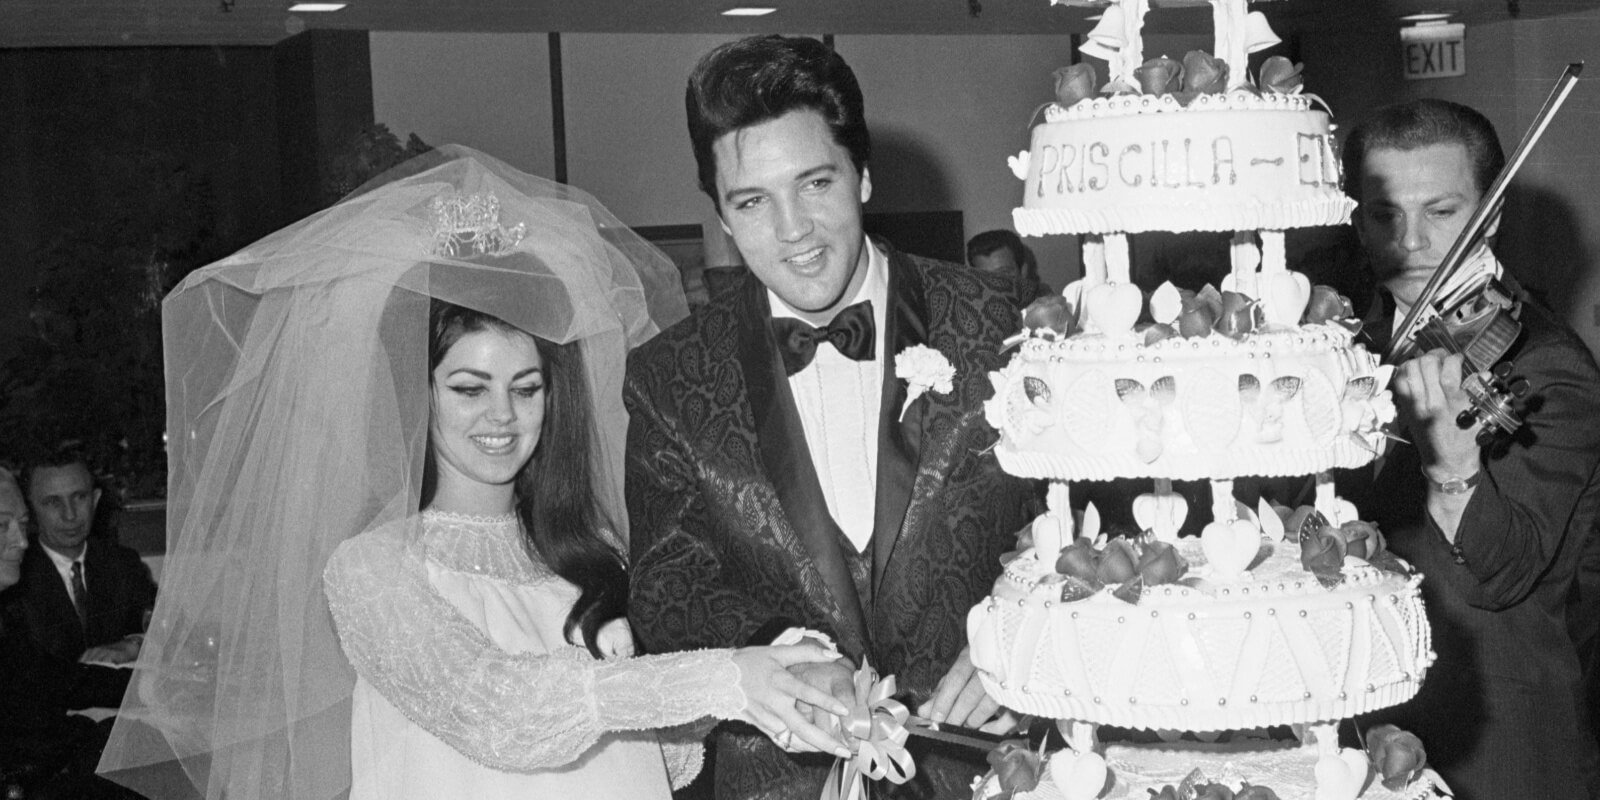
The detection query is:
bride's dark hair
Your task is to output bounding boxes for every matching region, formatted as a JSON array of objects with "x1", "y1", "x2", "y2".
[{"x1": 421, "y1": 299, "x2": 628, "y2": 659}]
